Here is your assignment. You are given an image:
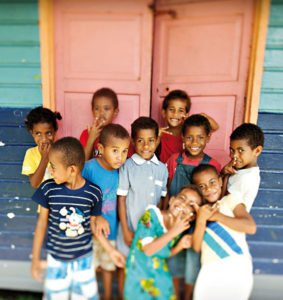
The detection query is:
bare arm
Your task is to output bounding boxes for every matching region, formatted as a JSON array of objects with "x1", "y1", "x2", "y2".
[
  {"x1": 163, "y1": 177, "x2": 172, "y2": 210},
  {"x1": 29, "y1": 143, "x2": 51, "y2": 188},
  {"x1": 211, "y1": 204, "x2": 257, "y2": 235},
  {"x1": 170, "y1": 234, "x2": 192, "y2": 257},
  {"x1": 118, "y1": 195, "x2": 134, "y2": 247},
  {"x1": 200, "y1": 113, "x2": 219, "y2": 132},
  {"x1": 84, "y1": 120, "x2": 104, "y2": 161},
  {"x1": 143, "y1": 212, "x2": 190, "y2": 256},
  {"x1": 31, "y1": 206, "x2": 49, "y2": 281}
]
